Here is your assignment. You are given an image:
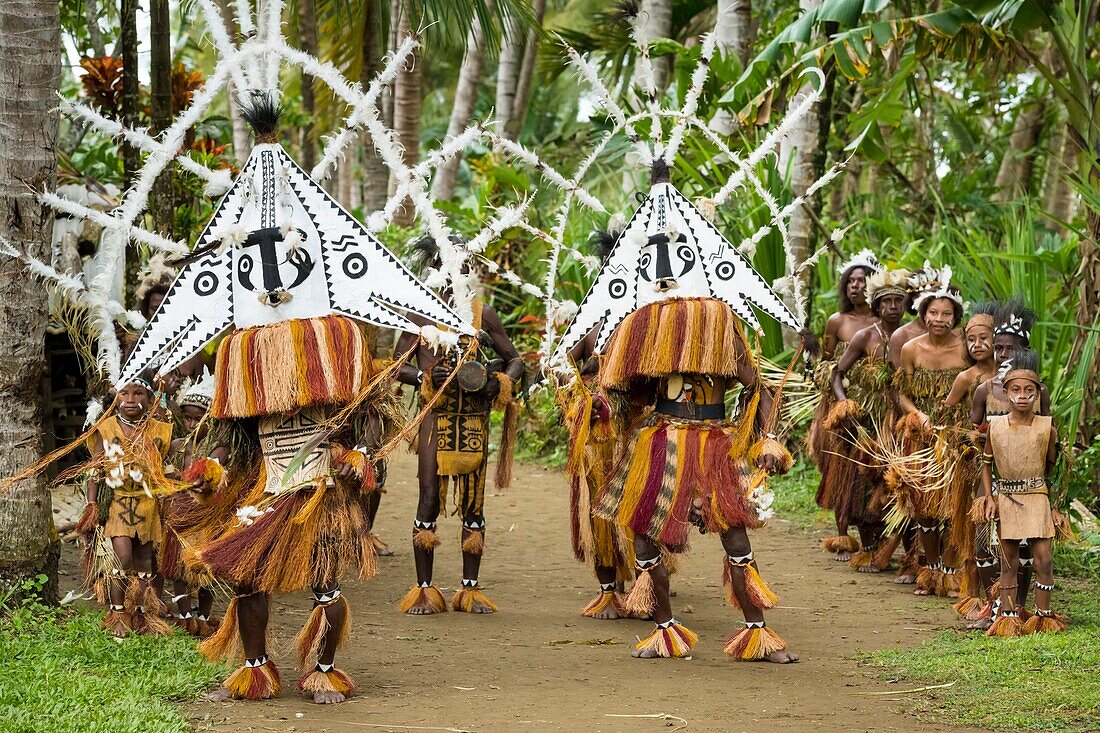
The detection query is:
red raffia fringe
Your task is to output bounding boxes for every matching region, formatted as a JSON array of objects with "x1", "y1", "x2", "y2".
[
  {"x1": 722, "y1": 625, "x2": 787, "y2": 660},
  {"x1": 581, "y1": 591, "x2": 628, "y2": 619},
  {"x1": 211, "y1": 315, "x2": 375, "y2": 419},
  {"x1": 398, "y1": 585, "x2": 448, "y2": 614},
  {"x1": 451, "y1": 587, "x2": 499, "y2": 613},
  {"x1": 722, "y1": 561, "x2": 779, "y2": 611},
  {"x1": 182, "y1": 457, "x2": 226, "y2": 490},
  {"x1": 600, "y1": 298, "x2": 745, "y2": 389},
  {"x1": 297, "y1": 668, "x2": 356, "y2": 696},
  {"x1": 635, "y1": 622, "x2": 698, "y2": 658},
  {"x1": 223, "y1": 660, "x2": 282, "y2": 700},
  {"x1": 294, "y1": 596, "x2": 350, "y2": 672}
]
